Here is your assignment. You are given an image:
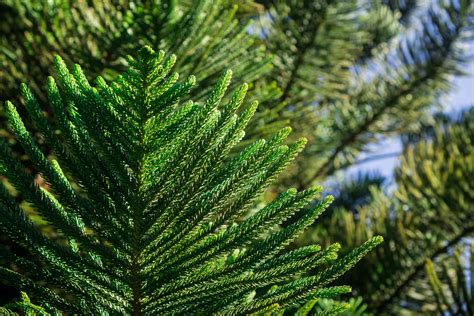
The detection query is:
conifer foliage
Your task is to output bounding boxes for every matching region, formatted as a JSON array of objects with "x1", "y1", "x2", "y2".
[
  {"x1": 255, "y1": 0, "x2": 473, "y2": 188},
  {"x1": 0, "y1": 47, "x2": 381, "y2": 314},
  {"x1": 309, "y1": 110, "x2": 474, "y2": 314},
  {"x1": 0, "y1": 0, "x2": 269, "y2": 103},
  {"x1": 424, "y1": 244, "x2": 474, "y2": 315},
  {"x1": 0, "y1": 292, "x2": 47, "y2": 315}
]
